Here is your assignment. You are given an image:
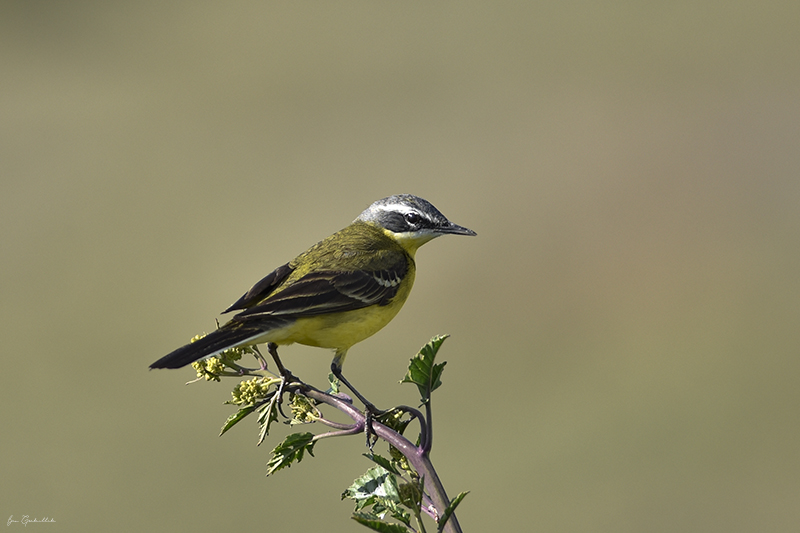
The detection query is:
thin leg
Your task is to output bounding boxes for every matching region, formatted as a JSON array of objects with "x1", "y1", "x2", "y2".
[
  {"x1": 266, "y1": 343, "x2": 293, "y2": 380},
  {"x1": 331, "y1": 361, "x2": 383, "y2": 451},
  {"x1": 330, "y1": 361, "x2": 382, "y2": 414}
]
